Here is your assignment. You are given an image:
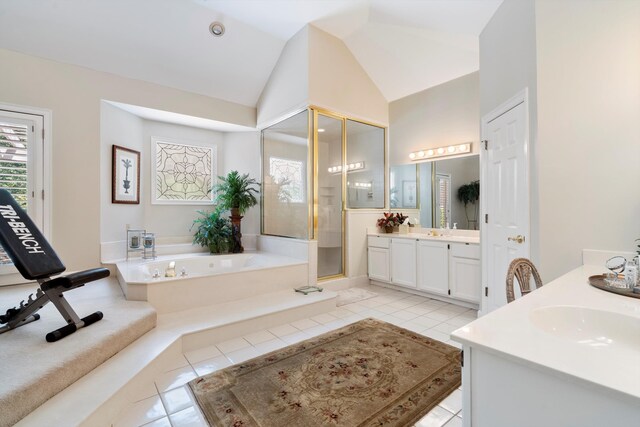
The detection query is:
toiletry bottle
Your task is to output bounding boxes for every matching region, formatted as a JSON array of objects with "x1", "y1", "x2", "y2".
[
  {"x1": 625, "y1": 262, "x2": 638, "y2": 288},
  {"x1": 453, "y1": 223, "x2": 458, "y2": 230}
]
